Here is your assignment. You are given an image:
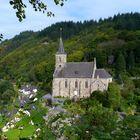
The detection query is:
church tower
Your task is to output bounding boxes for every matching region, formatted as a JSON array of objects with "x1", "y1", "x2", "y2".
[{"x1": 55, "y1": 28, "x2": 67, "y2": 70}]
